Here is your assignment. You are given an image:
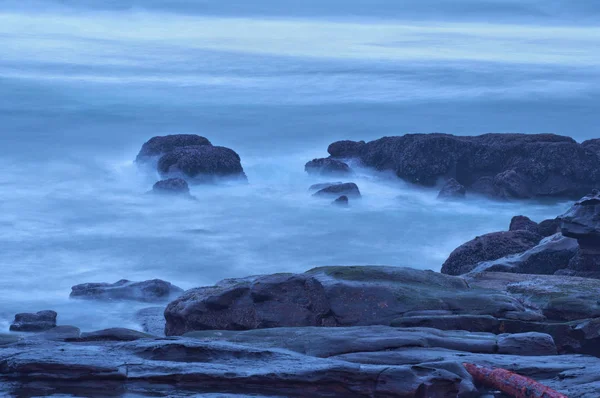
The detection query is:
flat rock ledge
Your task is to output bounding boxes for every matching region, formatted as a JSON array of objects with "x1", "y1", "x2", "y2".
[{"x1": 1, "y1": 324, "x2": 600, "y2": 397}]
